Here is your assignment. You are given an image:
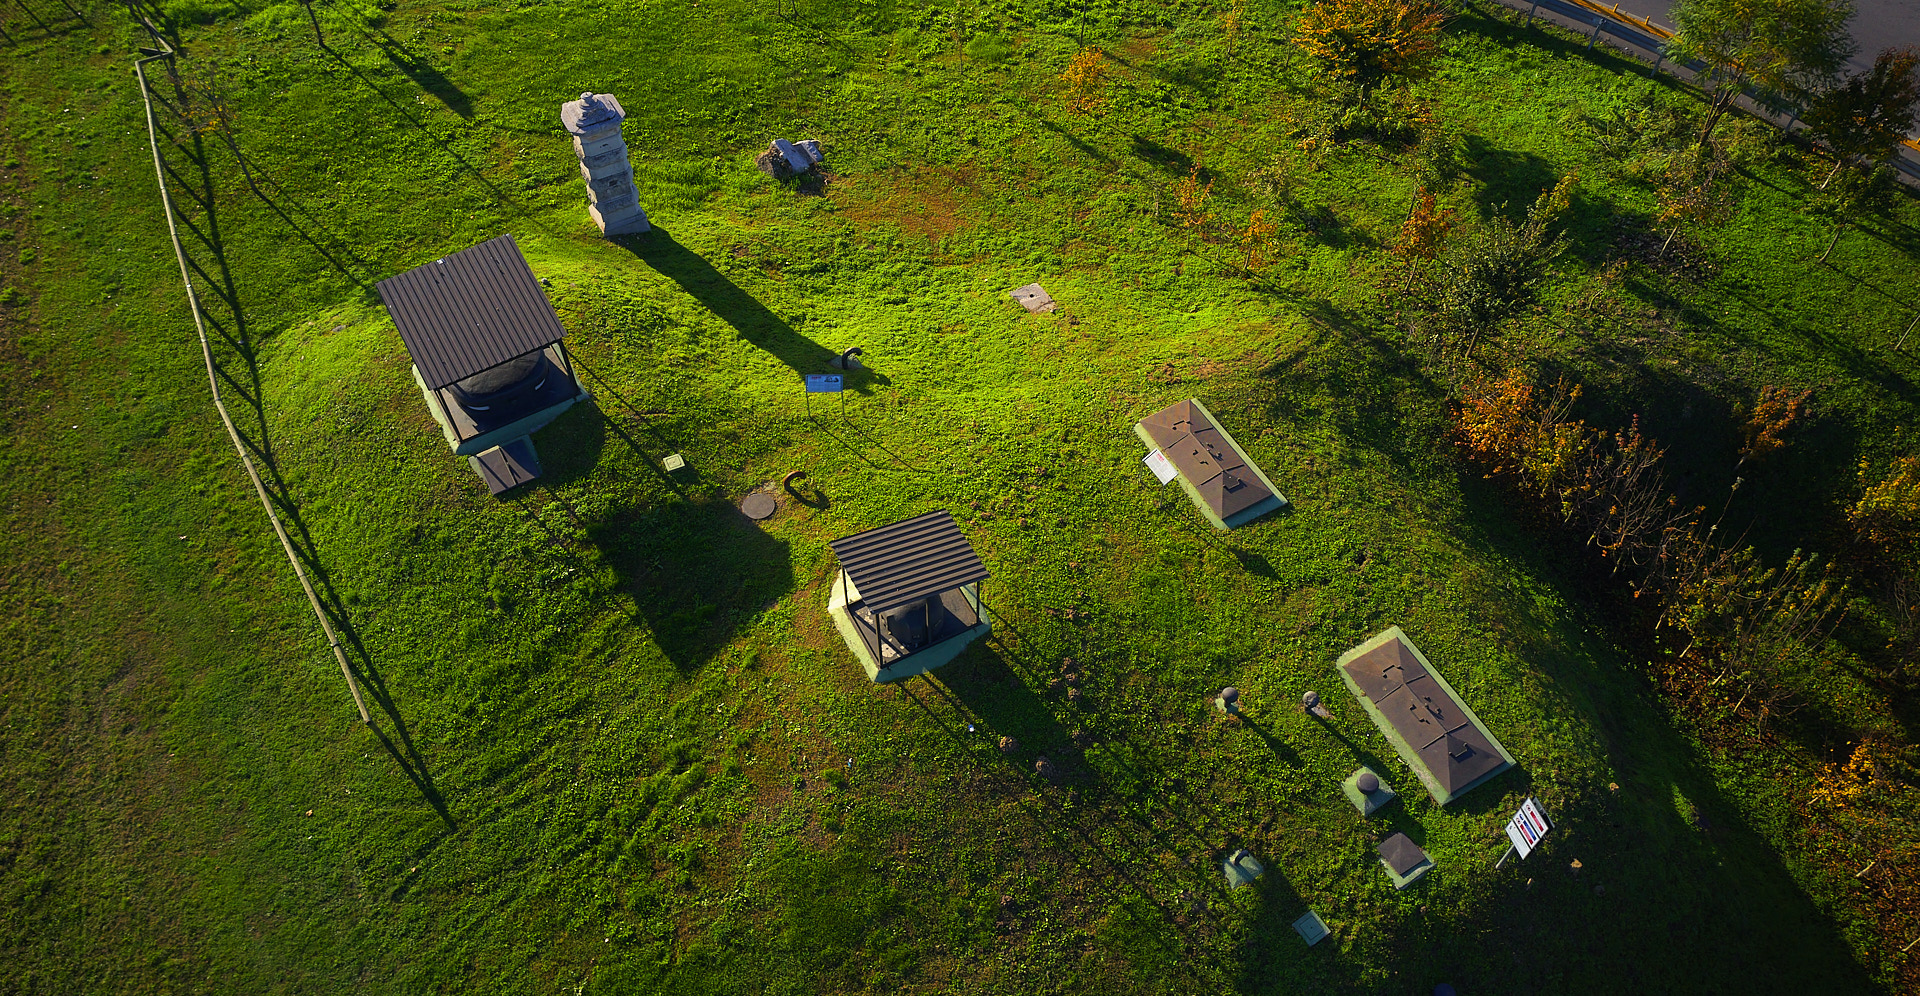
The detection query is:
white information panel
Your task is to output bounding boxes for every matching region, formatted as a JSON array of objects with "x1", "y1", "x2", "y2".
[
  {"x1": 1504, "y1": 797, "x2": 1552, "y2": 860},
  {"x1": 1143, "y1": 449, "x2": 1178, "y2": 484}
]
